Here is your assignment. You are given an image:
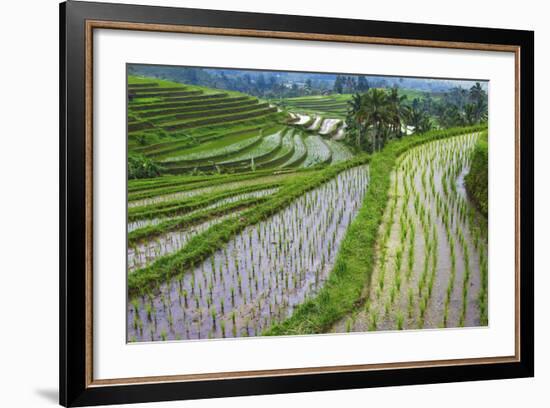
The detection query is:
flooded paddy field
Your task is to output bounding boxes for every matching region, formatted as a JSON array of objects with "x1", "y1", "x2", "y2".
[
  {"x1": 128, "y1": 174, "x2": 290, "y2": 208},
  {"x1": 128, "y1": 212, "x2": 243, "y2": 272},
  {"x1": 127, "y1": 187, "x2": 279, "y2": 233},
  {"x1": 127, "y1": 166, "x2": 369, "y2": 341},
  {"x1": 332, "y1": 133, "x2": 488, "y2": 333}
]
